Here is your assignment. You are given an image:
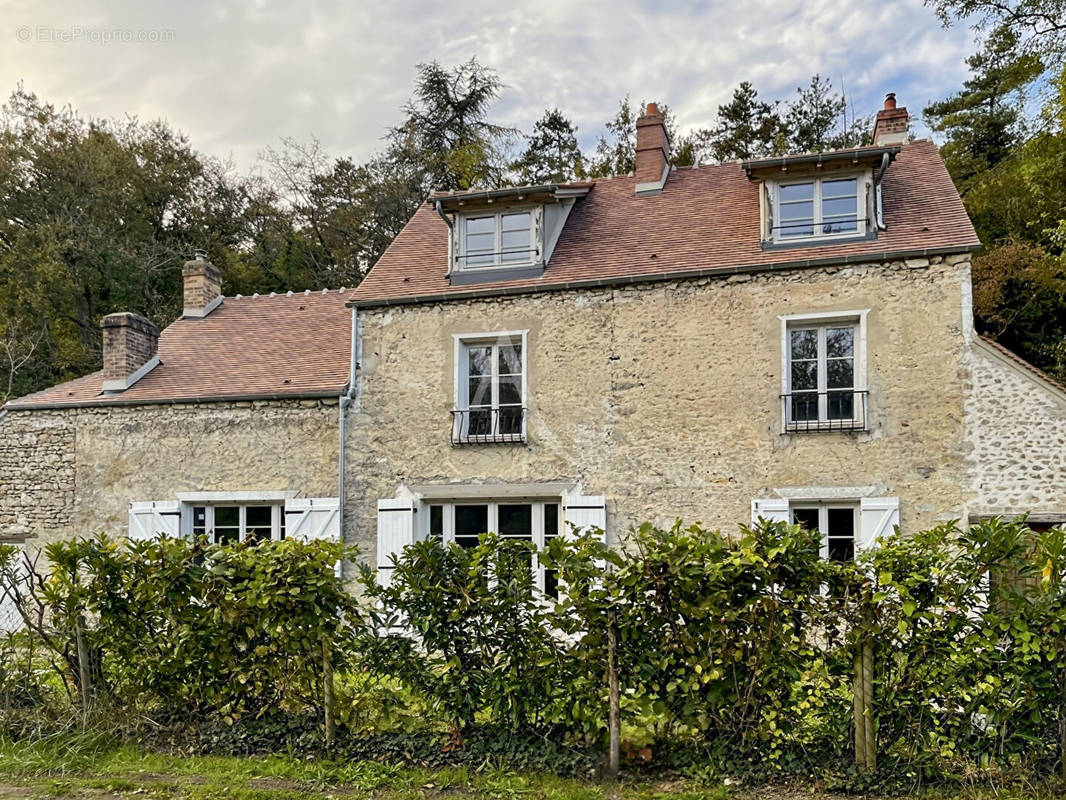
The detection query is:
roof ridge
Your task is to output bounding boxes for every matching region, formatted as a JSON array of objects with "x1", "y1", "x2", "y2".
[{"x1": 229, "y1": 287, "x2": 351, "y2": 300}]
